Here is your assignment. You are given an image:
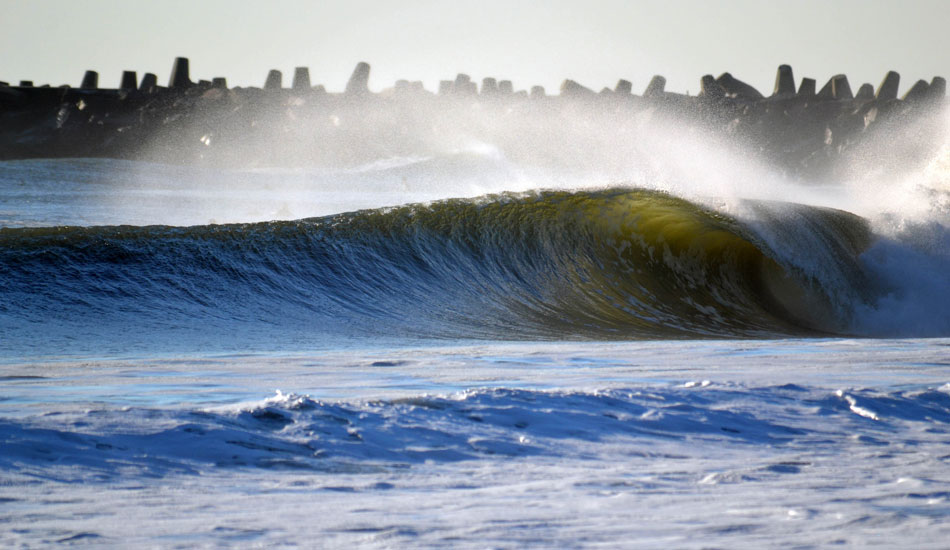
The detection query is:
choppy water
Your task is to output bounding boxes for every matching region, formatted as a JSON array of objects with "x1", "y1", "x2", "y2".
[{"x1": 2, "y1": 154, "x2": 950, "y2": 548}]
